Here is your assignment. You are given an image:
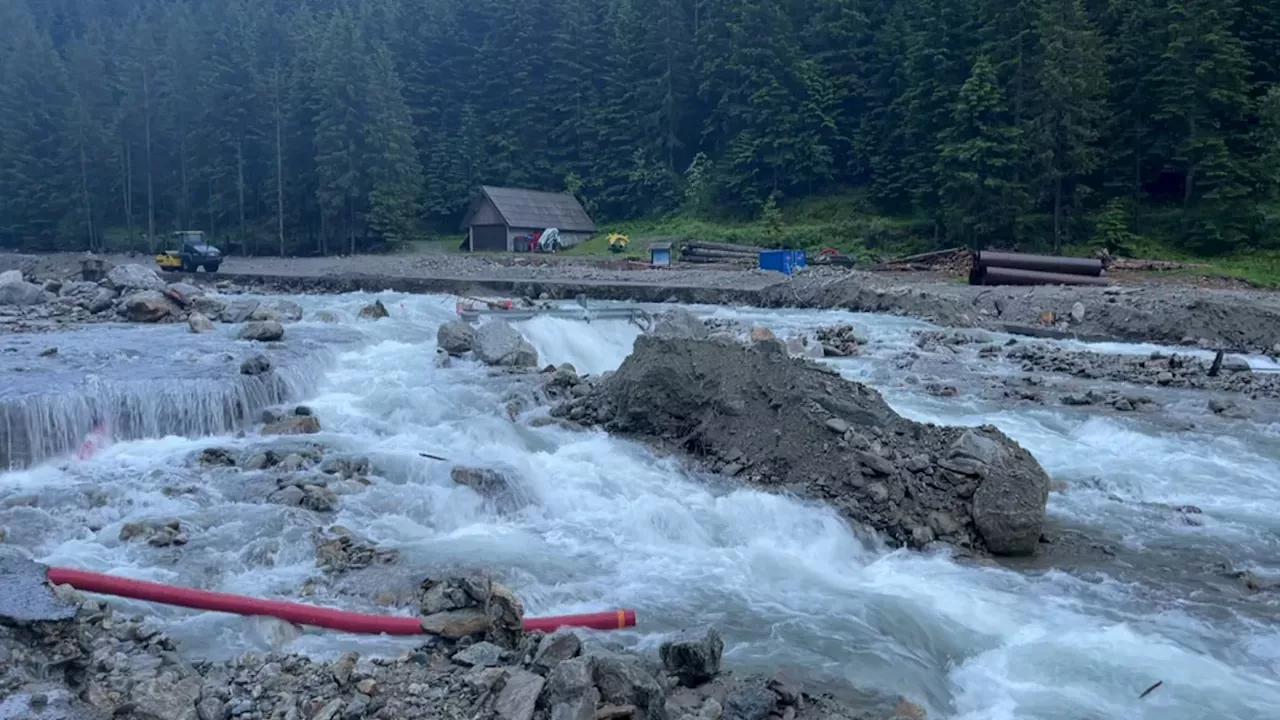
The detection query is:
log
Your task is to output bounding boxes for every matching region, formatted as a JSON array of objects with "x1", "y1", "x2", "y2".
[
  {"x1": 678, "y1": 255, "x2": 746, "y2": 264},
  {"x1": 685, "y1": 240, "x2": 767, "y2": 254},
  {"x1": 976, "y1": 251, "x2": 1103, "y2": 277},
  {"x1": 978, "y1": 266, "x2": 1109, "y2": 287},
  {"x1": 872, "y1": 246, "x2": 965, "y2": 269},
  {"x1": 681, "y1": 247, "x2": 759, "y2": 260}
]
